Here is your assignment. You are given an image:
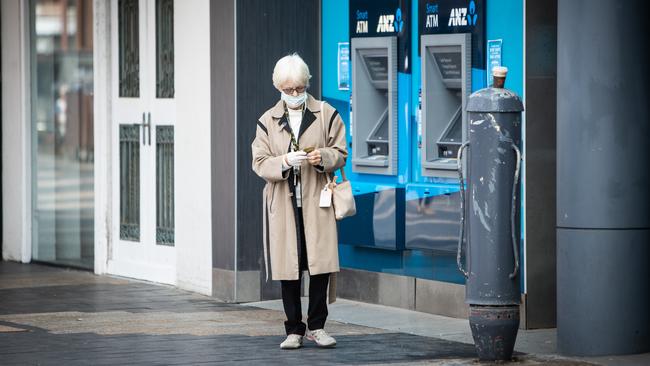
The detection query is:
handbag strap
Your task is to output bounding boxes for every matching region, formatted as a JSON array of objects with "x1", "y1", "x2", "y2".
[
  {"x1": 320, "y1": 101, "x2": 327, "y2": 142},
  {"x1": 319, "y1": 101, "x2": 346, "y2": 183},
  {"x1": 338, "y1": 165, "x2": 348, "y2": 182}
]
